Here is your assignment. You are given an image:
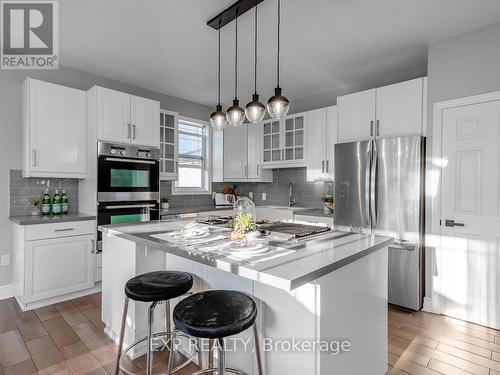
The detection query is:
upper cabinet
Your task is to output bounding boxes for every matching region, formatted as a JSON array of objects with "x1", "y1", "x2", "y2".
[
  {"x1": 262, "y1": 113, "x2": 307, "y2": 168},
  {"x1": 223, "y1": 124, "x2": 272, "y2": 182},
  {"x1": 23, "y1": 78, "x2": 87, "y2": 178},
  {"x1": 160, "y1": 110, "x2": 178, "y2": 180},
  {"x1": 306, "y1": 106, "x2": 337, "y2": 182},
  {"x1": 91, "y1": 86, "x2": 160, "y2": 148},
  {"x1": 337, "y1": 77, "x2": 426, "y2": 143}
]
